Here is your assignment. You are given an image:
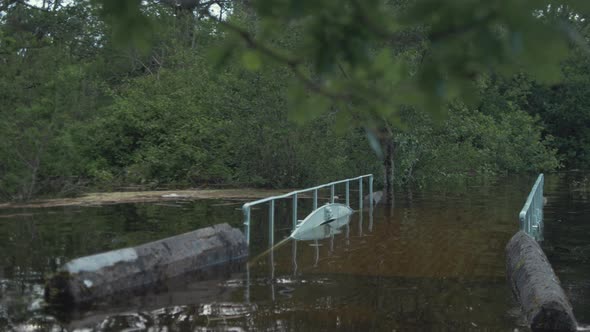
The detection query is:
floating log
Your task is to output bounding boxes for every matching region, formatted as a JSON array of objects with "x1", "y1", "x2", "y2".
[
  {"x1": 505, "y1": 231, "x2": 578, "y2": 332},
  {"x1": 46, "y1": 223, "x2": 247, "y2": 305}
]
